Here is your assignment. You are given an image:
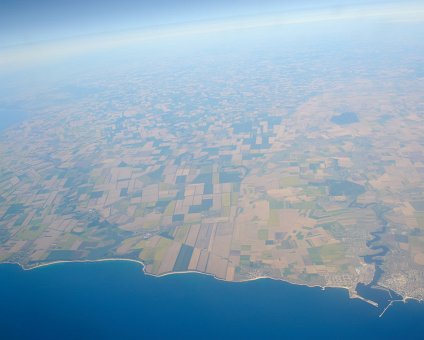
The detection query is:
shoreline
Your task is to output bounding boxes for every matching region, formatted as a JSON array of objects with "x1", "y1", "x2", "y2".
[{"x1": 3, "y1": 257, "x2": 419, "y2": 312}]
